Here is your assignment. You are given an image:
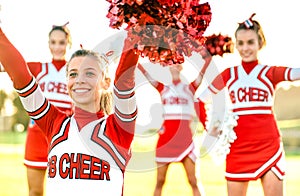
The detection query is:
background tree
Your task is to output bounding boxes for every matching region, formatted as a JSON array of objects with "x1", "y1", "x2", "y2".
[
  {"x1": 11, "y1": 91, "x2": 29, "y2": 131},
  {"x1": 0, "y1": 90, "x2": 8, "y2": 115}
]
